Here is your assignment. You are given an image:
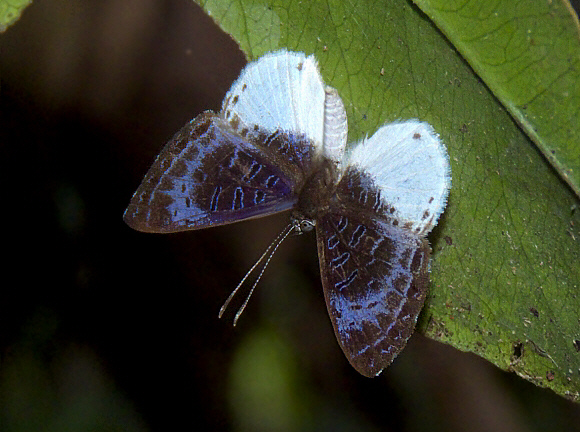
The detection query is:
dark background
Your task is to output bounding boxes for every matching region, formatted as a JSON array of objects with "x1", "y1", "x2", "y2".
[{"x1": 1, "y1": 1, "x2": 579, "y2": 431}]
